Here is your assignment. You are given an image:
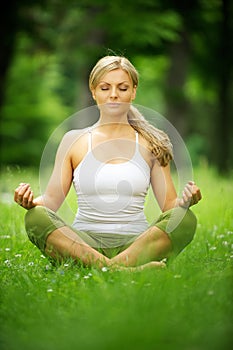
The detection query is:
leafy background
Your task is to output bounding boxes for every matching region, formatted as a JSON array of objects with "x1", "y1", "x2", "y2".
[{"x1": 0, "y1": 0, "x2": 232, "y2": 172}]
